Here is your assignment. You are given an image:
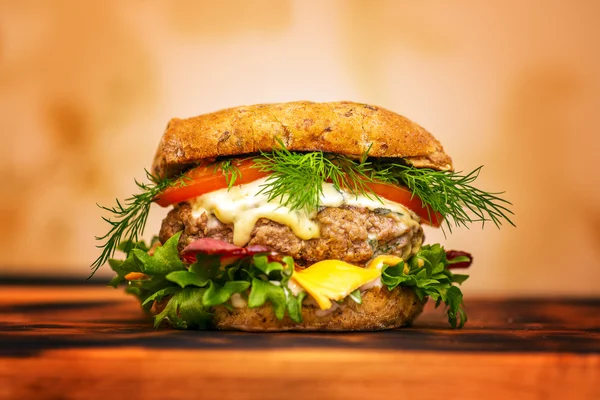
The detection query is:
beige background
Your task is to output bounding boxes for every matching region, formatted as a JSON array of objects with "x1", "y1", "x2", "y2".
[{"x1": 1, "y1": 0, "x2": 599, "y2": 295}]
